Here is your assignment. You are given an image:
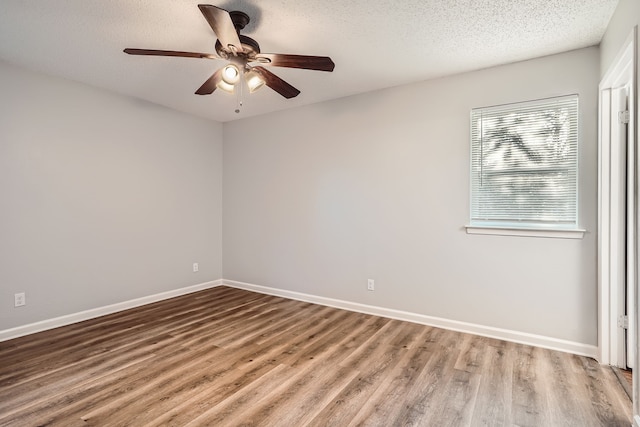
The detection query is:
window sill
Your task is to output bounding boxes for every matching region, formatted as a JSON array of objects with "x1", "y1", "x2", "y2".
[{"x1": 465, "y1": 225, "x2": 586, "y2": 239}]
